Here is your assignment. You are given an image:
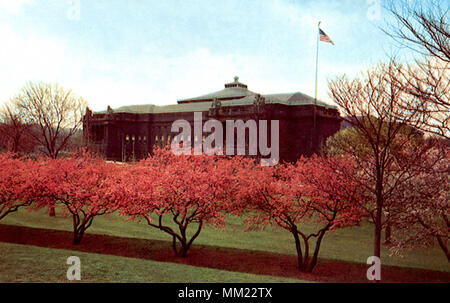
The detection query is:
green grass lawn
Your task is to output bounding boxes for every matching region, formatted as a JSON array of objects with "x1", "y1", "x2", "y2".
[
  {"x1": 0, "y1": 242, "x2": 304, "y2": 282},
  {"x1": 0, "y1": 207, "x2": 449, "y2": 282}
]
